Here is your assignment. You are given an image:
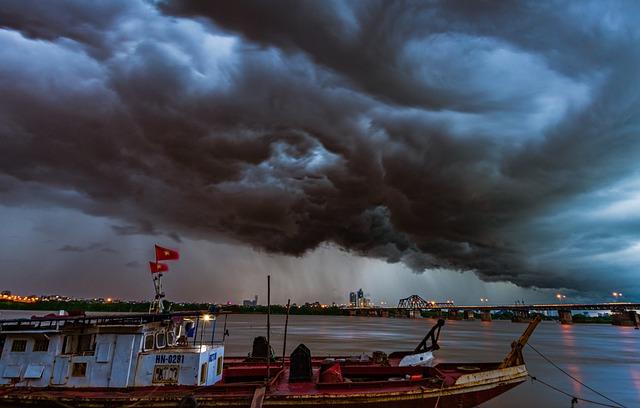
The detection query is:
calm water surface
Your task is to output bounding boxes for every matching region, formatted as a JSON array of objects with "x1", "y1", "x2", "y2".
[{"x1": 2, "y1": 311, "x2": 638, "y2": 407}]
